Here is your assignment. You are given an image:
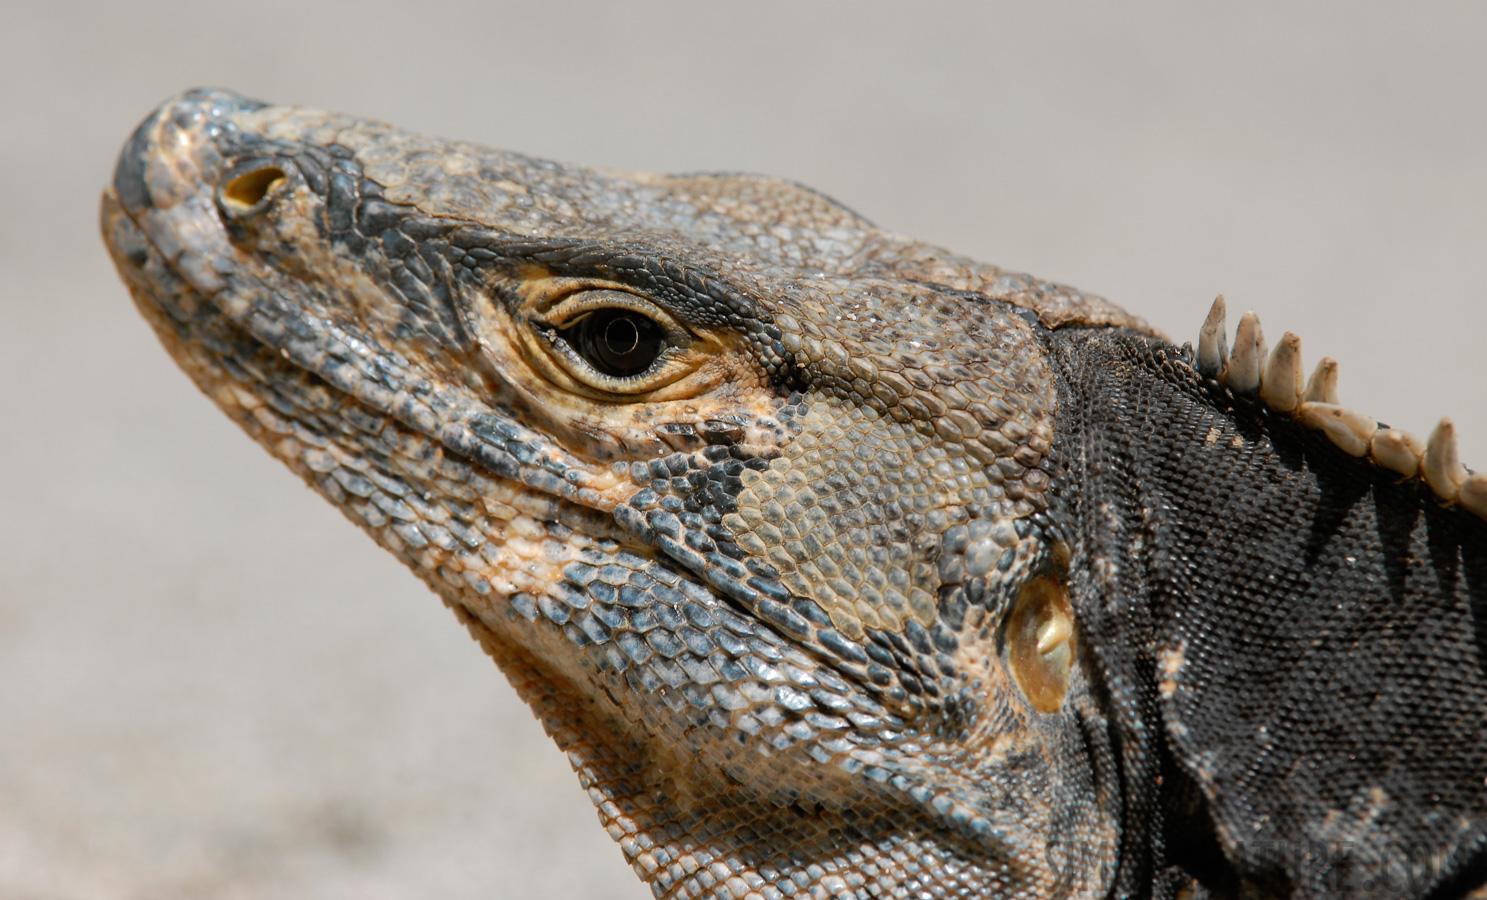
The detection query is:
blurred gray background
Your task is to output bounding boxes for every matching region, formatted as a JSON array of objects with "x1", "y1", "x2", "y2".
[{"x1": 2, "y1": 3, "x2": 1484, "y2": 897}]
